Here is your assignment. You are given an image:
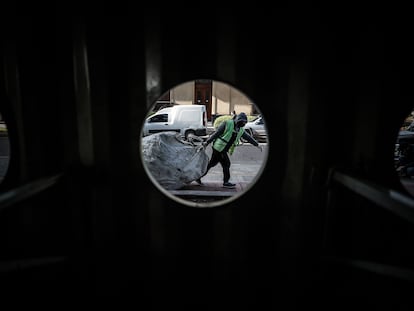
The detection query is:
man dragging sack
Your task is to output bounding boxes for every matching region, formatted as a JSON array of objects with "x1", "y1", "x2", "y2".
[{"x1": 196, "y1": 112, "x2": 262, "y2": 189}]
